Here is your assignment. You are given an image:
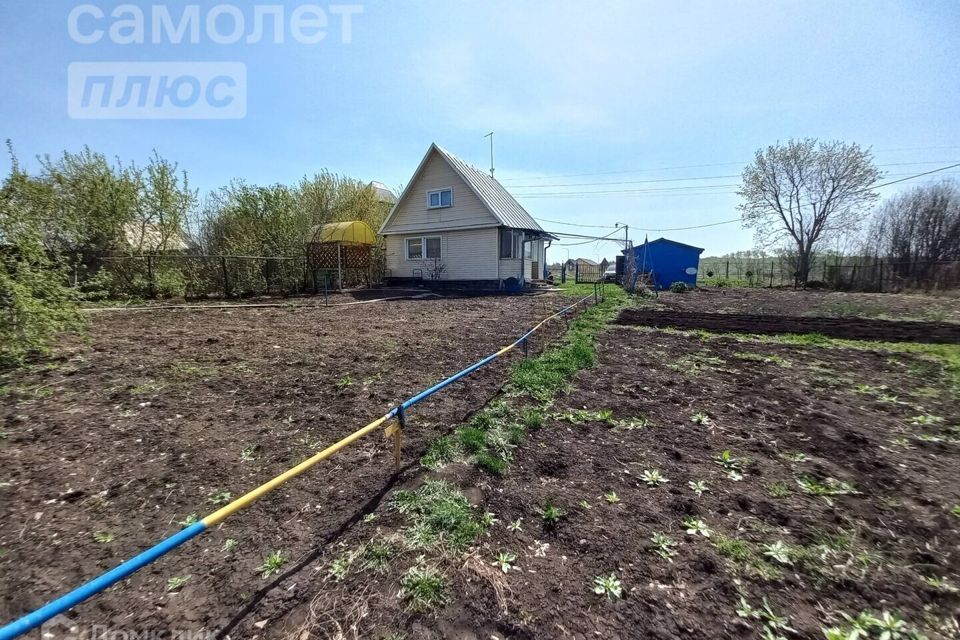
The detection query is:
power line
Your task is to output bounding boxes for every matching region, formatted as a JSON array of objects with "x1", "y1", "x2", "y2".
[
  {"x1": 535, "y1": 218, "x2": 618, "y2": 229},
  {"x1": 499, "y1": 149, "x2": 960, "y2": 182},
  {"x1": 509, "y1": 161, "x2": 958, "y2": 190},
  {"x1": 546, "y1": 228, "x2": 624, "y2": 242},
  {"x1": 535, "y1": 163, "x2": 960, "y2": 234},
  {"x1": 513, "y1": 169, "x2": 960, "y2": 199}
]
